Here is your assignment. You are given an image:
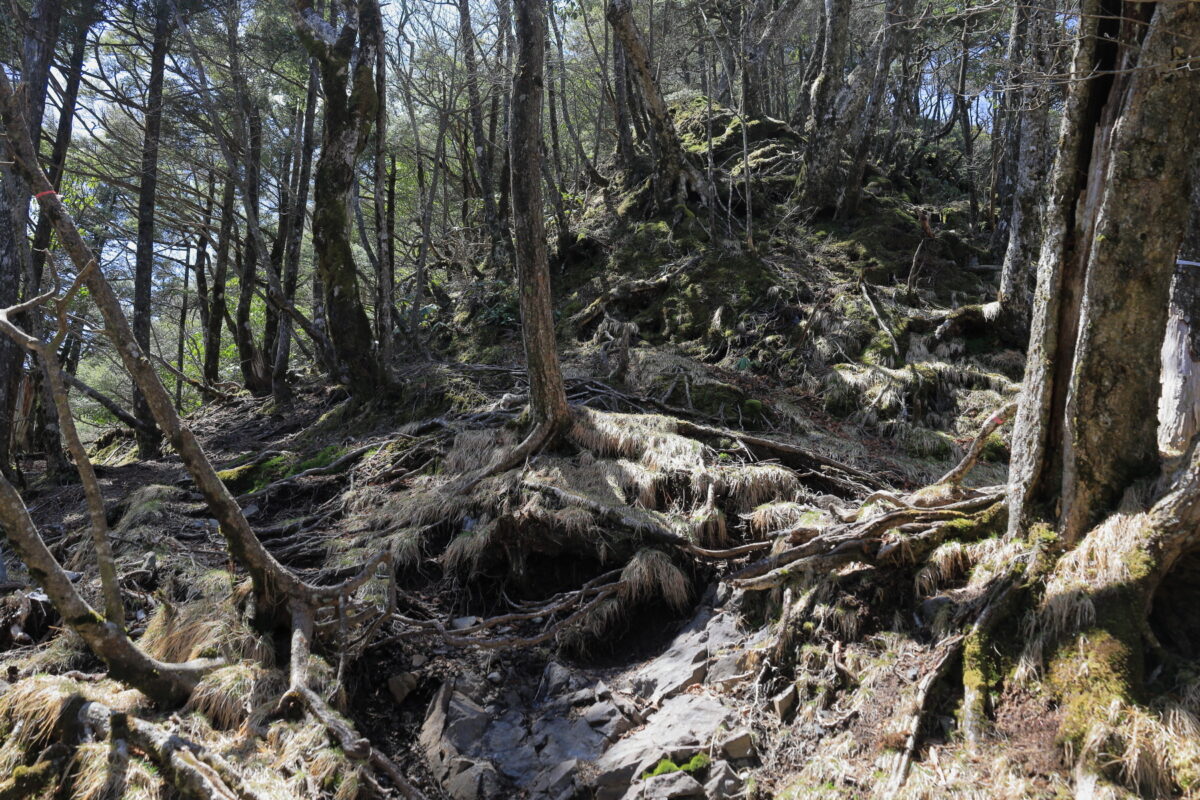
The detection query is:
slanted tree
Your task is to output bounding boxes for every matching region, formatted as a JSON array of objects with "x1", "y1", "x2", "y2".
[{"x1": 606, "y1": 0, "x2": 708, "y2": 210}]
